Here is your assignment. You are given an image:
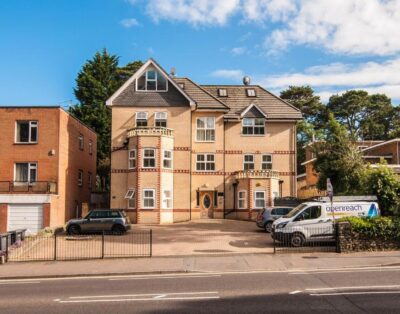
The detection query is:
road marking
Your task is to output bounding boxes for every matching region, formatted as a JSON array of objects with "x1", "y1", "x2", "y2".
[
  {"x1": 109, "y1": 274, "x2": 221, "y2": 281},
  {"x1": 289, "y1": 290, "x2": 302, "y2": 295},
  {"x1": 310, "y1": 291, "x2": 400, "y2": 296},
  {"x1": 306, "y1": 285, "x2": 400, "y2": 291},
  {"x1": 0, "y1": 281, "x2": 40, "y2": 285},
  {"x1": 55, "y1": 291, "x2": 220, "y2": 303},
  {"x1": 290, "y1": 268, "x2": 400, "y2": 275}
]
